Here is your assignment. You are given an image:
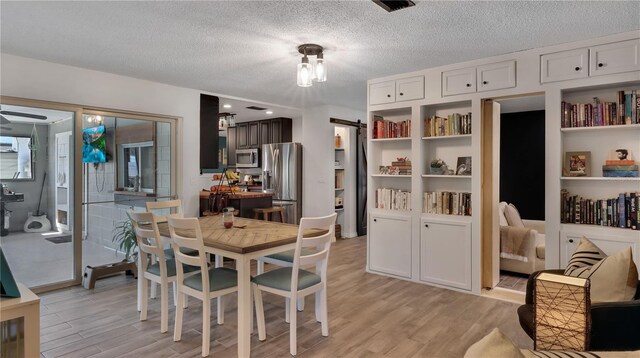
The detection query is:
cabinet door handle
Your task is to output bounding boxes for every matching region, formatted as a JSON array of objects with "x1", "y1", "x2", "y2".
[
  {"x1": 399, "y1": 92, "x2": 404, "y2": 96},
  {"x1": 466, "y1": 83, "x2": 471, "y2": 87},
  {"x1": 574, "y1": 66, "x2": 581, "y2": 71},
  {"x1": 373, "y1": 218, "x2": 377, "y2": 222},
  {"x1": 569, "y1": 239, "x2": 574, "y2": 243},
  {"x1": 387, "y1": 94, "x2": 391, "y2": 98},
  {"x1": 482, "y1": 81, "x2": 488, "y2": 85},
  {"x1": 598, "y1": 63, "x2": 604, "y2": 68},
  {"x1": 424, "y1": 224, "x2": 429, "y2": 228}
]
